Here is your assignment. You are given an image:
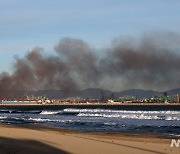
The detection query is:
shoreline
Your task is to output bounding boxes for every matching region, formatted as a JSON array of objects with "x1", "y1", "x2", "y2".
[
  {"x1": 1, "y1": 122, "x2": 178, "y2": 139},
  {"x1": 1, "y1": 102, "x2": 180, "y2": 106},
  {"x1": 0, "y1": 123, "x2": 179, "y2": 154},
  {"x1": 14, "y1": 123, "x2": 179, "y2": 140}
]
